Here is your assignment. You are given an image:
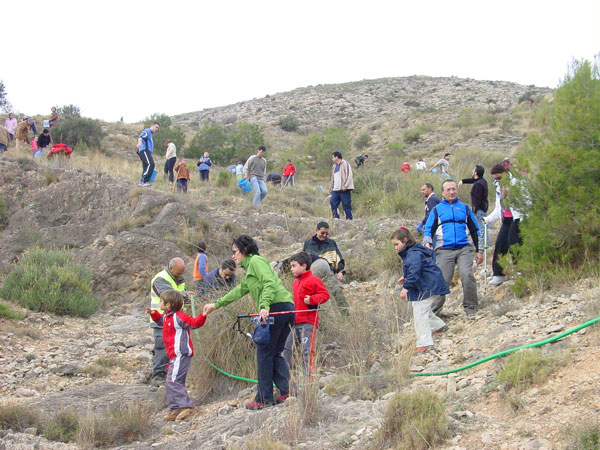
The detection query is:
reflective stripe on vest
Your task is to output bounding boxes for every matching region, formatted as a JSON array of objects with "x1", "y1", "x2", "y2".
[{"x1": 149, "y1": 269, "x2": 185, "y2": 322}]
